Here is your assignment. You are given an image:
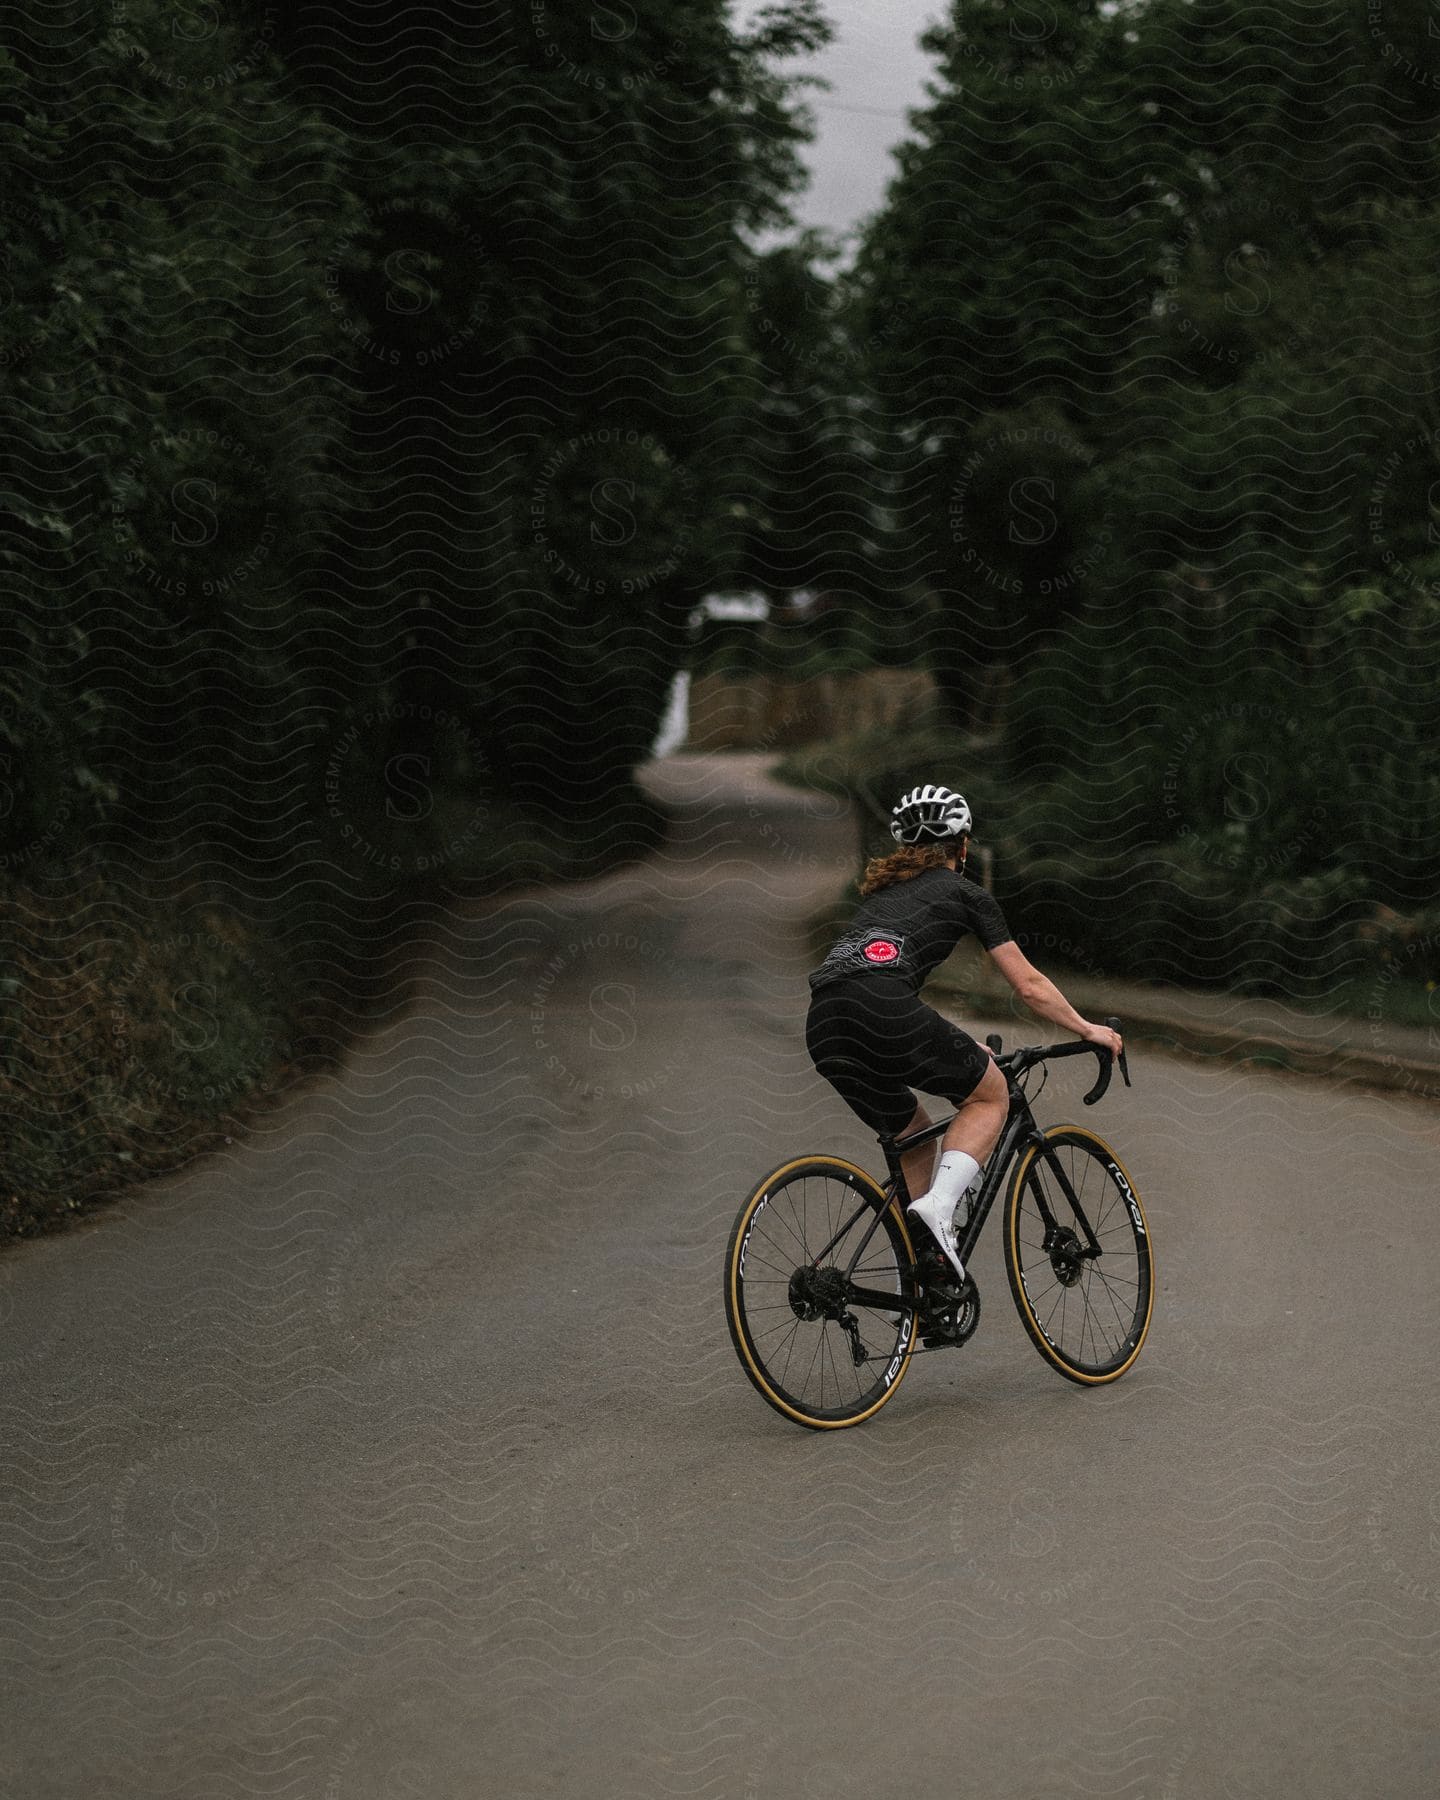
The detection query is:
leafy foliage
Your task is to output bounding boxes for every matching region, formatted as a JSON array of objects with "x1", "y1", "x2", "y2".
[
  {"x1": 843, "y1": 0, "x2": 1440, "y2": 971},
  {"x1": 0, "y1": 0, "x2": 829, "y2": 1229},
  {"x1": 4, "y1": 0, "x2": 1440, "y2": 1230}
]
